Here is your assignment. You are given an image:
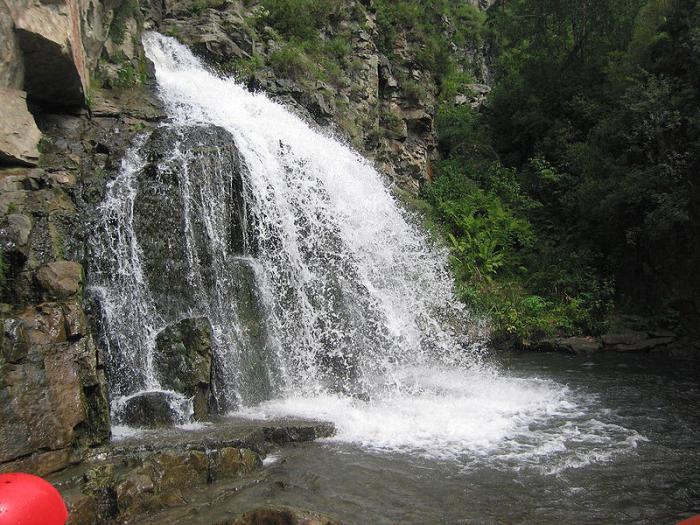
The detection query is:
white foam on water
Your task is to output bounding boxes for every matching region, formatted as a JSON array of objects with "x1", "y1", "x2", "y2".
[
  {"x1": 95, "y1": 33, "x2": 645, "y2": 471},
  {"x1": 238, "y1": 367, "x2": 645, "y2": 470}
]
